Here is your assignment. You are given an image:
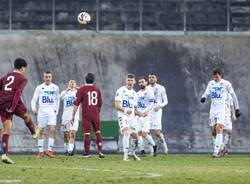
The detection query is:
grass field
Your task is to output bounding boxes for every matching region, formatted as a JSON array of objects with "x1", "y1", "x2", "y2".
[{"x1": 0, "y1": 154, "x2": 250, "y2": 184}]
